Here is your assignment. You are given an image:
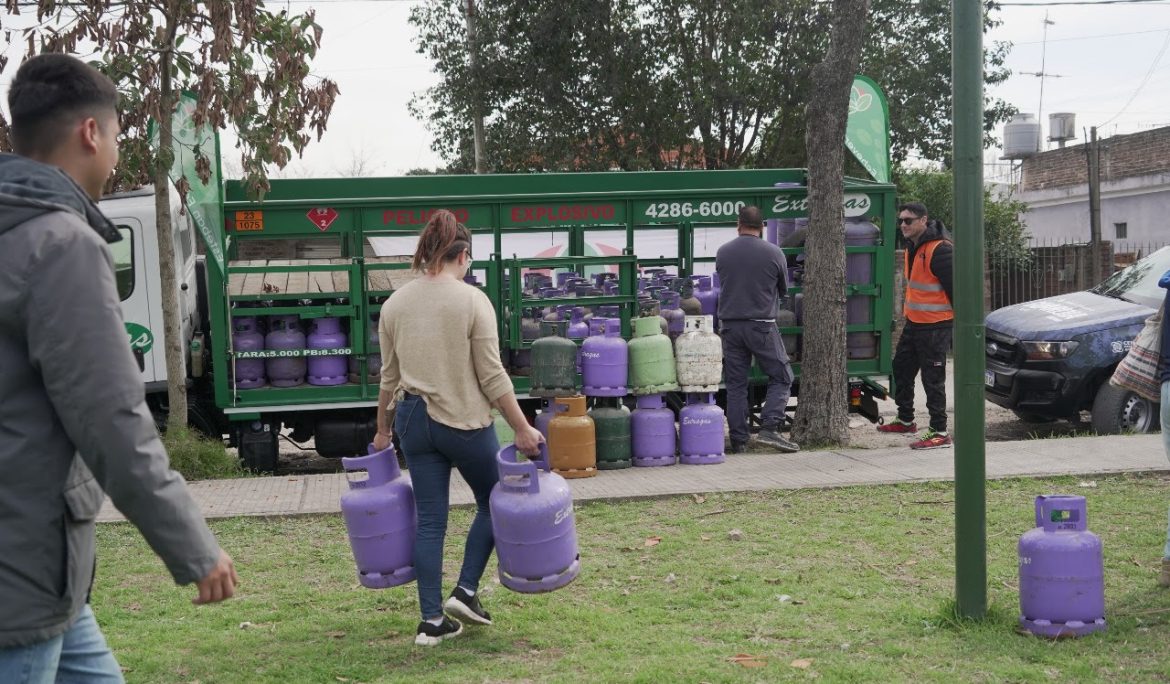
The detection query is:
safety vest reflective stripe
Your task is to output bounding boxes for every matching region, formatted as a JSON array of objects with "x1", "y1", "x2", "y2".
[
  {"x1": 907, "y1": 301, "x2": 953, "y2": 311},
  {"x1": 904, "y1": 239, "x2": 953, "y2": 324}
]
